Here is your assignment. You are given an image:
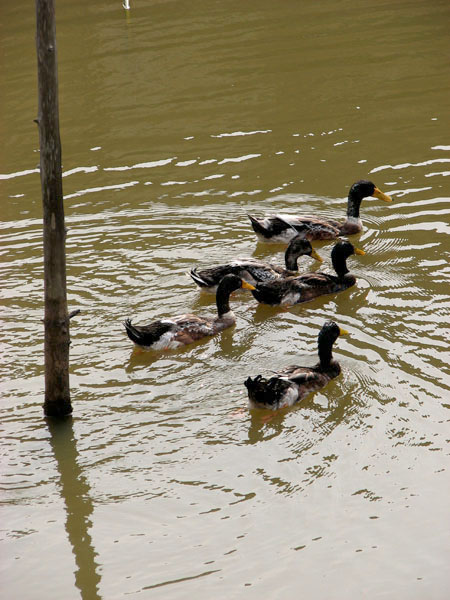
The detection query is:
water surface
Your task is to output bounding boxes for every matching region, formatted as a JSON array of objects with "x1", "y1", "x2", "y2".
[{"x1": 1, "y1": 1, "x2": 450, "y2": 598}]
